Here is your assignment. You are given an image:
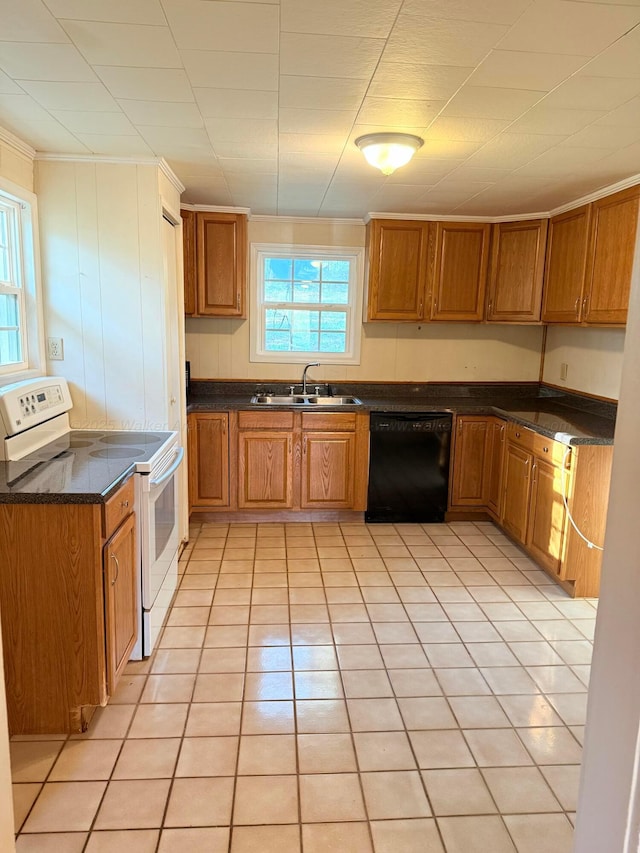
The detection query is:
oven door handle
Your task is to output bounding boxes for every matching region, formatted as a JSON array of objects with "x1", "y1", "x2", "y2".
[{"x1": 149, "y1": 446, "x2": 184, "y2": 487}]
